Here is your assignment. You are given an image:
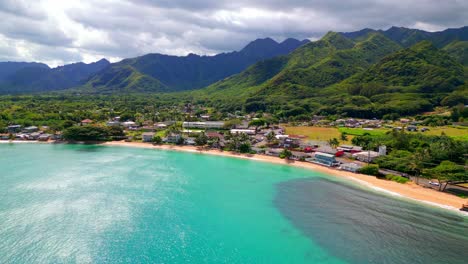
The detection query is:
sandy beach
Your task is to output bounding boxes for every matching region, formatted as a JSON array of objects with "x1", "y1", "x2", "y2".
[
  {"x1": 99, "y1": 141, "x2": 468, "y2": 214},
  {"x1": 2, "y1": 139, "x2": 466, "y2": 214}
]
